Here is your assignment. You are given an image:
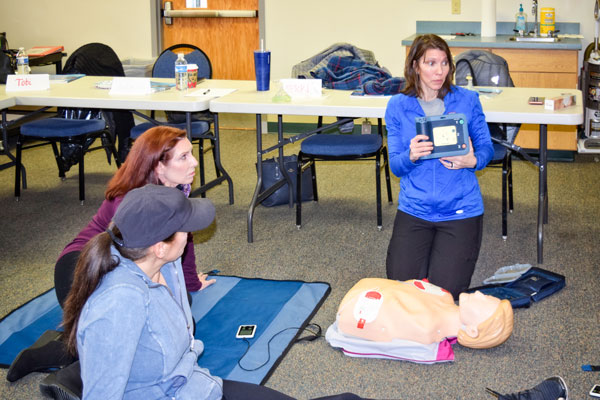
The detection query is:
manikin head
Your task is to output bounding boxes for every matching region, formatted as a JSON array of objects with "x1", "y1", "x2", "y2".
[{"x1": 457, "y1": 291, "x2": 514, "y2": 349}]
